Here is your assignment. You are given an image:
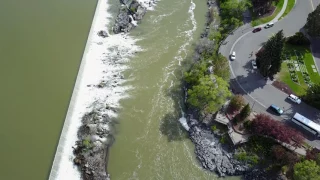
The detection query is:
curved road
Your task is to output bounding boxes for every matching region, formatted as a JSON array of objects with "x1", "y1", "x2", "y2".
[{"x1": 220, "y1": 0, "x2": 320, "y2": 147}]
